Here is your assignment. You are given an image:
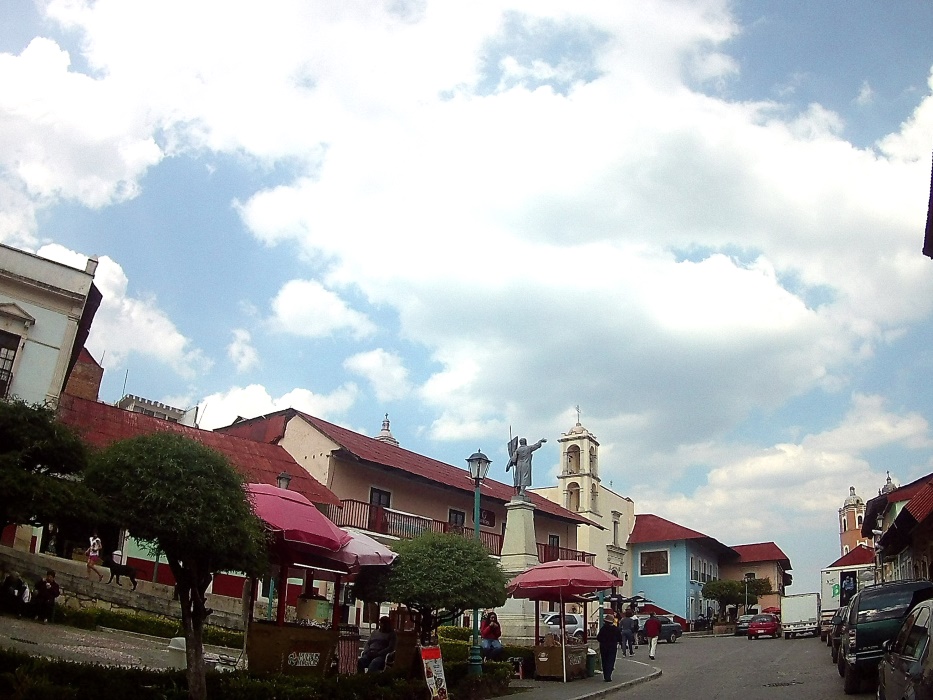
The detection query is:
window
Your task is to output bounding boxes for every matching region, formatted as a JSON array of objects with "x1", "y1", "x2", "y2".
[
  {"x1": 857, "y1": 515, "x2": 863, "y2": 528},
  {"x1": 370, "y1": 488, "x2": 391, "y2": 508},
  {"x1": 448, "y1": 509, "x2": 465, "y2": 528},
  {"x1": 0, "y1": 331, "x2": 18, "y2": 398},
  {"x1": 613, "y1": 520, "x2": 619, "y2": 546},
  {"x1": 691, "y1": 556, "x2": 697, "y2": 582},
  {"x1": 640, "y1": 550, "x2": 669, "y2": 576}
]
